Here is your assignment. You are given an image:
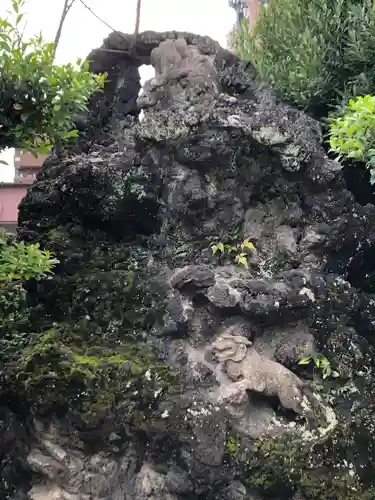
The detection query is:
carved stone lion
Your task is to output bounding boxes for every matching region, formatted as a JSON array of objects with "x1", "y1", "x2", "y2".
[{"x1": 211, "y1": 332, "x2": 326, "y2": 426}]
